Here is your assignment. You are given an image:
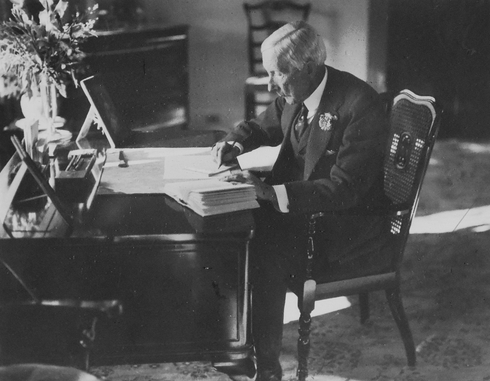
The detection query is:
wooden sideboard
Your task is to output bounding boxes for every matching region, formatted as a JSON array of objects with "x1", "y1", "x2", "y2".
[{"x1": 61, "y1": 24, "x2": 189, "y2": 134}]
